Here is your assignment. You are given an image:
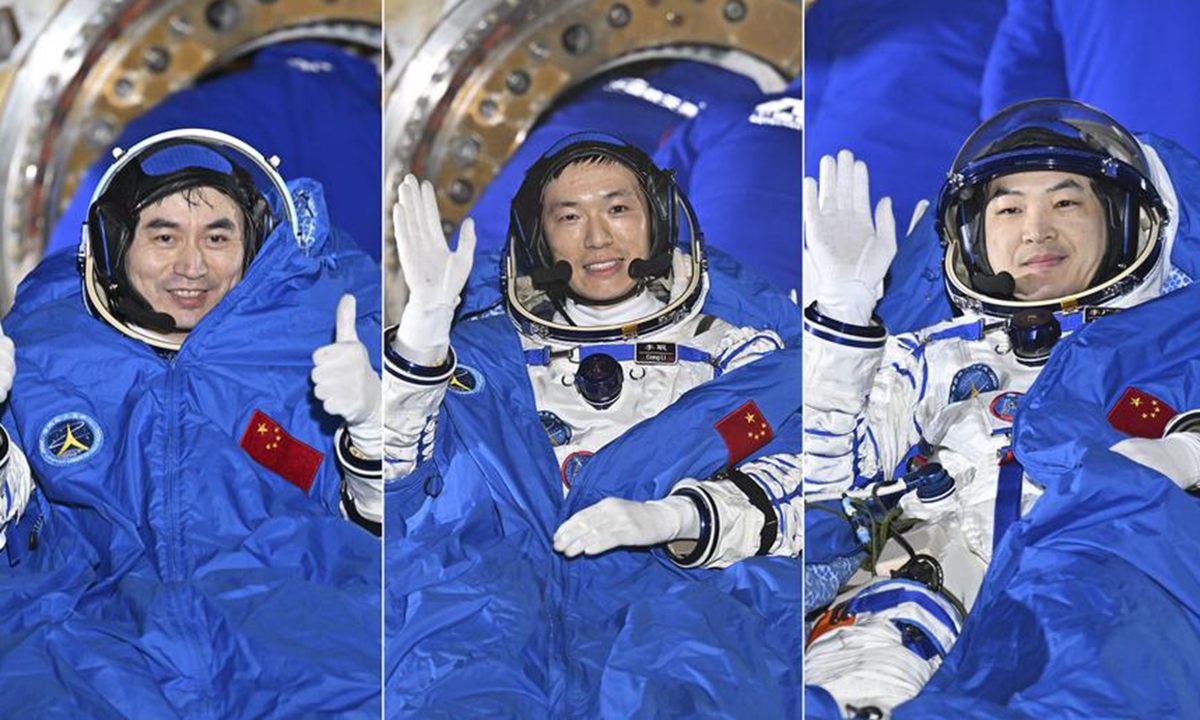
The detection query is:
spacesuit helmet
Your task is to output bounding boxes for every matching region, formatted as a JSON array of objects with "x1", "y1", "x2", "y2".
[
  {"x1": 503, "y1": 132, "x2": 707, "y2": 342},
  {"x1": 935, "y1": 98, "x2": 1167, "y2": 319},
  {"x1": 82, "y1": 129, "x2": 299, "y2": 351}
]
